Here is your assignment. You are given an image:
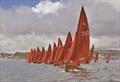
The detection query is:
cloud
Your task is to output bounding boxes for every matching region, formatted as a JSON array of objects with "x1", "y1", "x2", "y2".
[
  {"x1": 95, "y1": 0, "x2": 120, "y2": 11},
  {"x1": 0, "y1": 0, "x2": 119, "y2": 53},
  {"x1": 32, "y1": 0, "x2": 63, "y2": 16},
  {"x1": 90, "y1": 36, "x2": 120, "y2": 50},
  {"x1": 0, "y1": 33, "x2": 59, "y2": 53}
]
